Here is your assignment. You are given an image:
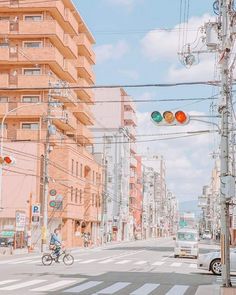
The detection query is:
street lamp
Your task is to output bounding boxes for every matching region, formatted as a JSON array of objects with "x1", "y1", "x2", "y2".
[{"x1": 0, "y1": 103, "x2": 42, "y2": 210}]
